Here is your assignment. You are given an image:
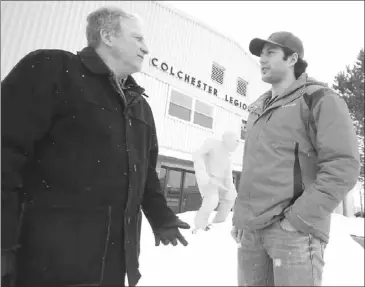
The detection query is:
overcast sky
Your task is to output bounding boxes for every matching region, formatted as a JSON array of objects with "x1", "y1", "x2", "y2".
[{"x1": 161, "y1": 1, "x2": 364, "y2": 86}]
